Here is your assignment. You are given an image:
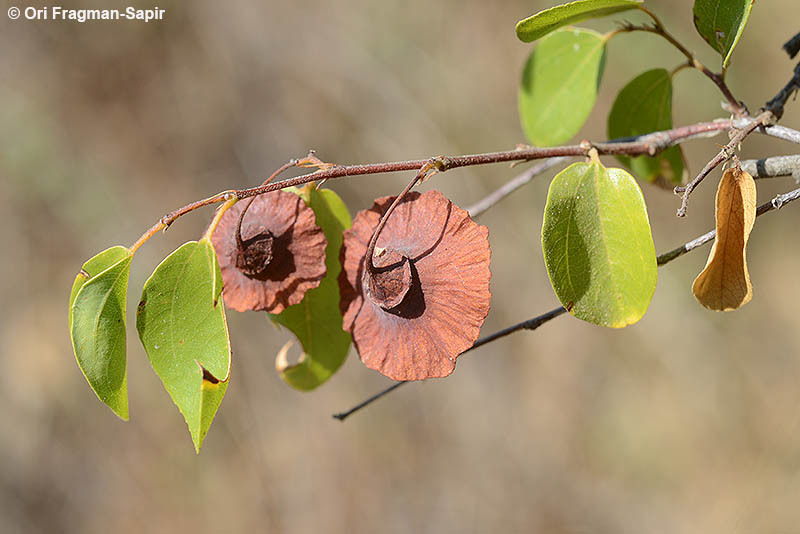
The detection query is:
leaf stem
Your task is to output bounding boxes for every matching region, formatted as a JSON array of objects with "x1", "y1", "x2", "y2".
[{"x1": 364, "y1": 159, "x2": 443, "y2": 273}]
